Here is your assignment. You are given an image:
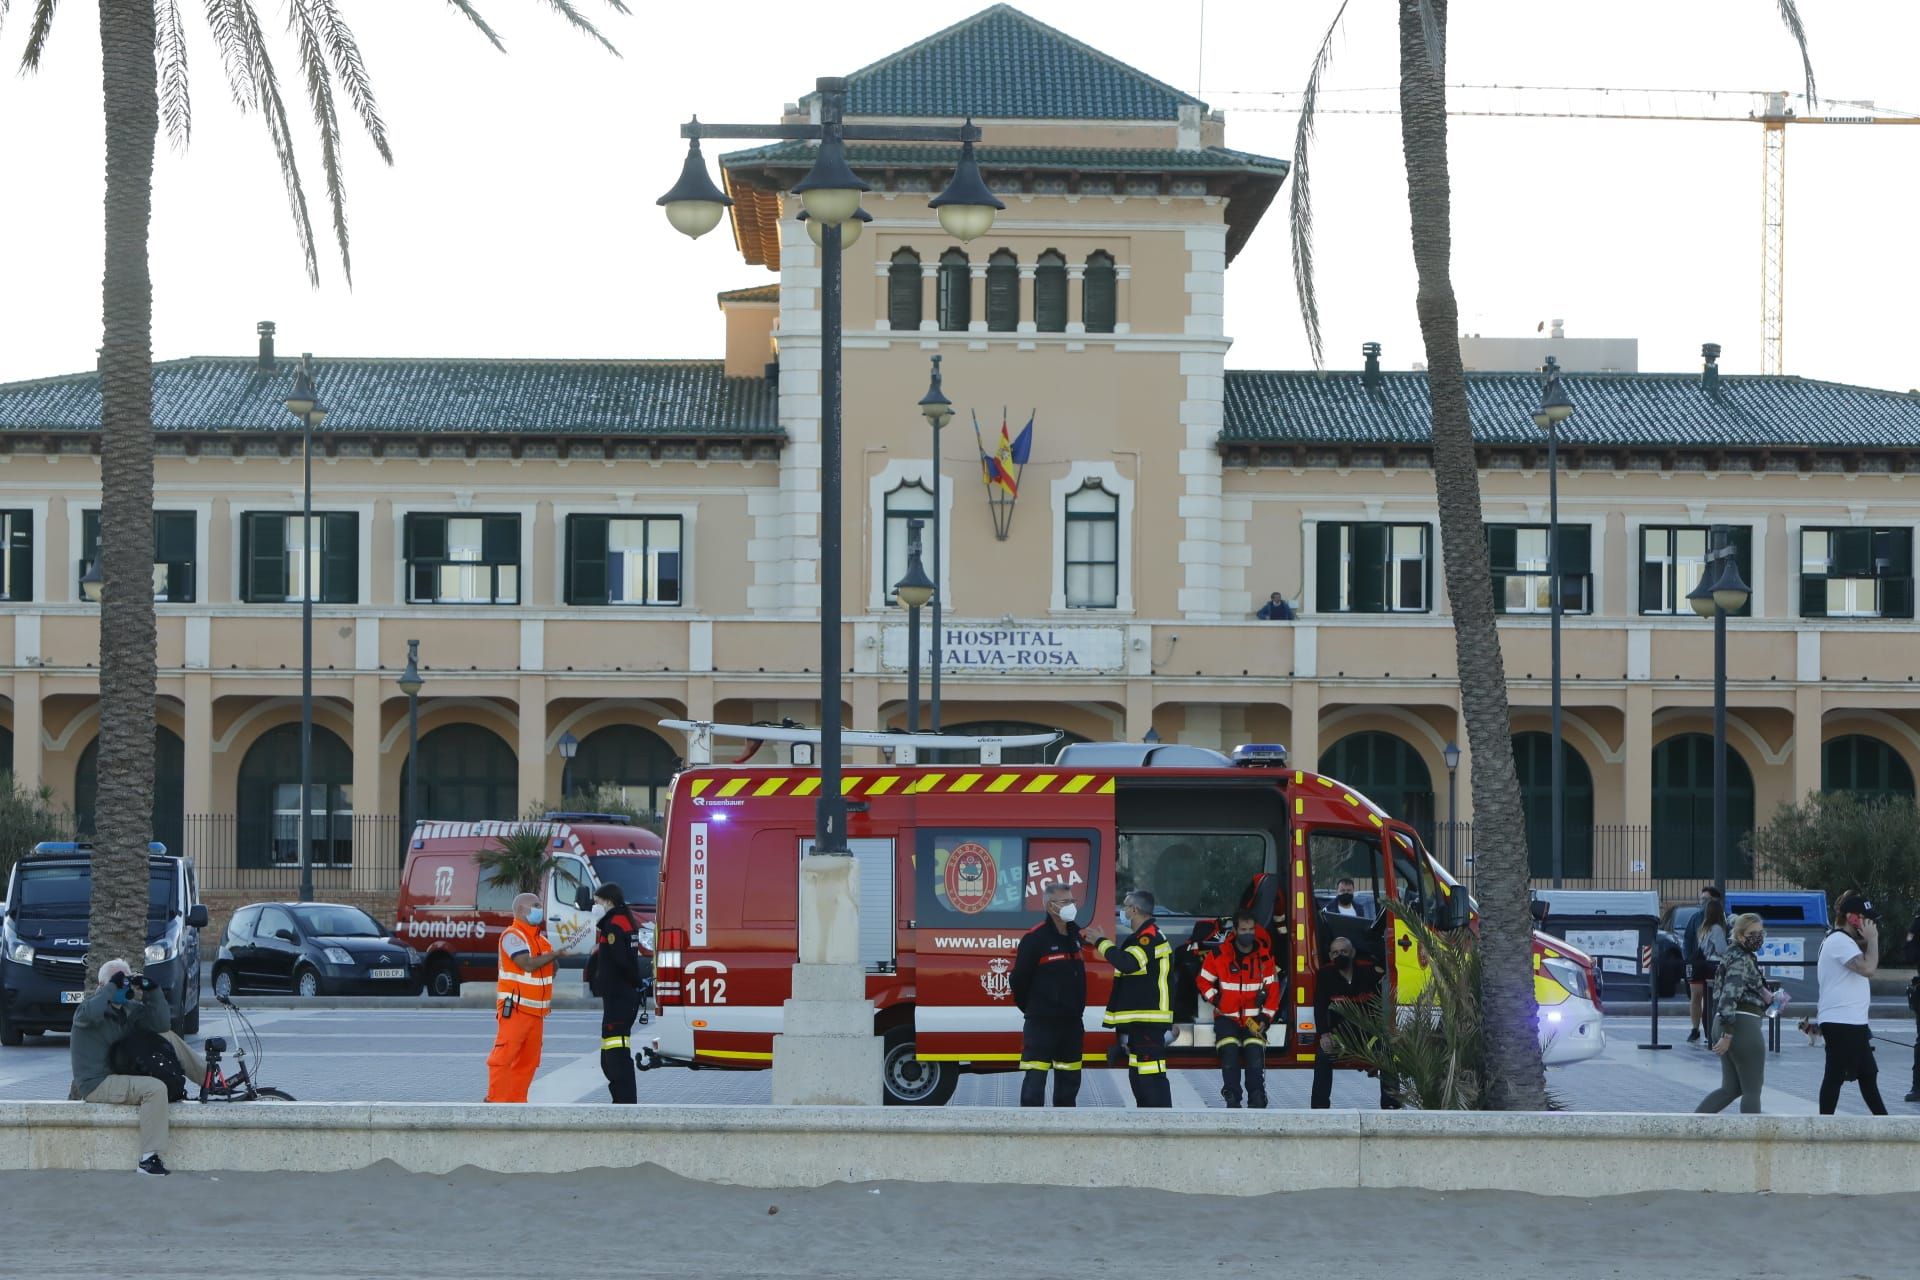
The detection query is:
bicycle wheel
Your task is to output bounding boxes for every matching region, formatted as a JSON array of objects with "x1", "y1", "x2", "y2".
[{"x1": 250, "y1": 1087, "x2": 296, "y2": 1102}]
